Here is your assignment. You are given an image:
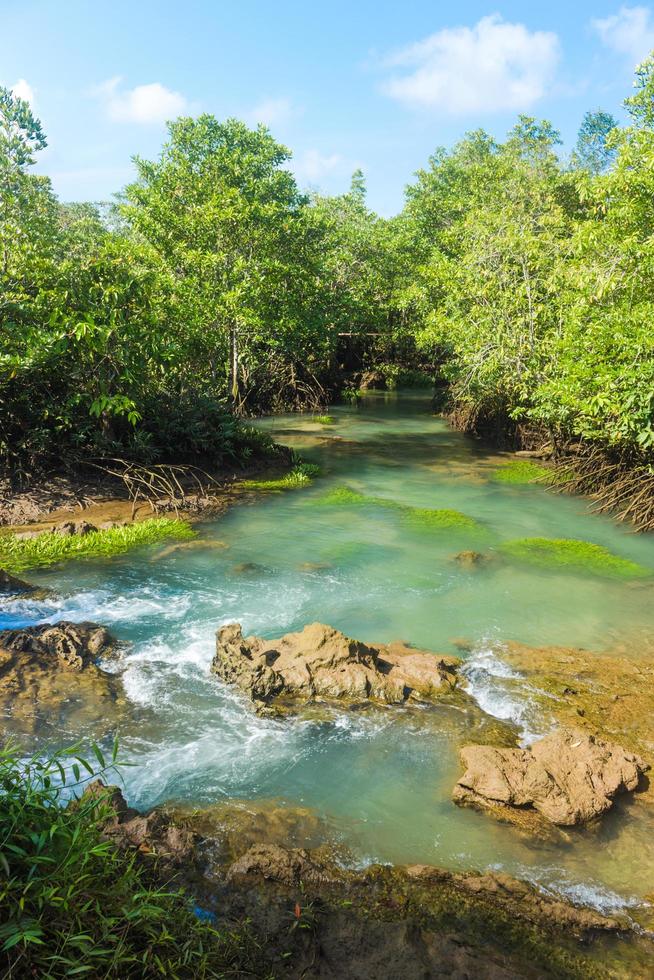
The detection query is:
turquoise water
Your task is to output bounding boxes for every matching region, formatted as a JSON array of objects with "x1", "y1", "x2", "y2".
[{"x1": 4, "y1": 391, "x2": 654, "y2": 916}]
